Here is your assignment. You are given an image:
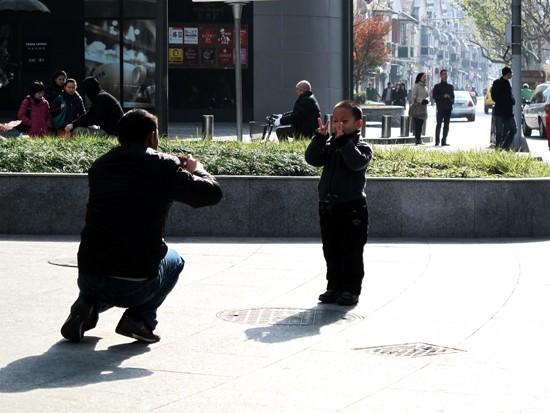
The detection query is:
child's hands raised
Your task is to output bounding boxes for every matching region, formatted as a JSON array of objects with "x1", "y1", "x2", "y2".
[
  {"x1": 316, "y1": 117, "x2": 329, "y2": 136},
  {"x1": 334, "y1": 121, "x2": 344, "y2": 139}
]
